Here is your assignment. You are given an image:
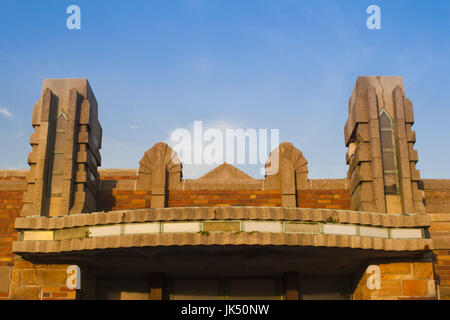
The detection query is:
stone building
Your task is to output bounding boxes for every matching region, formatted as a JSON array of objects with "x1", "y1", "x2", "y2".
[{"x1": 0, "y1": 76, "x2": 449, "y2": 300}]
